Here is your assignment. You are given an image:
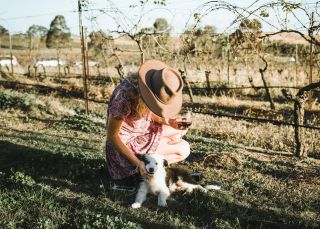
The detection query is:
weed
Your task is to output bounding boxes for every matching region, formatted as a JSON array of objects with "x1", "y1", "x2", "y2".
[{"x1": 52, "y1": 114, "x2": 105, "y2": 133}]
